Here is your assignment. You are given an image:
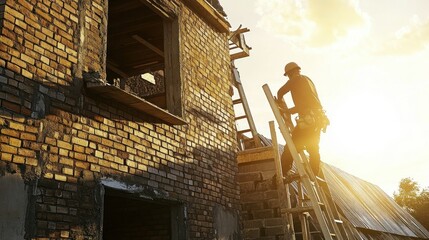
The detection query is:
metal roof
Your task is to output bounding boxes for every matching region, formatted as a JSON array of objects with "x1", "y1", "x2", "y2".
[{"x1": 323, "y1": 163, "x2": 429, "y2": 239}]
